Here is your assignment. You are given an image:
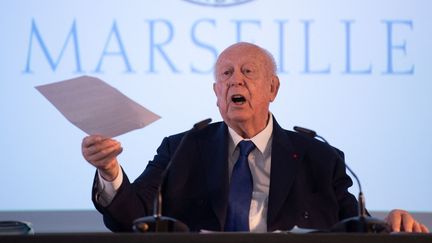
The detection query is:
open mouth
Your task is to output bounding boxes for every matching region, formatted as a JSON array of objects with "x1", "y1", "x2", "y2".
[{"x1": 231, "y1": 94, "x2": 246, "y2": 105}]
